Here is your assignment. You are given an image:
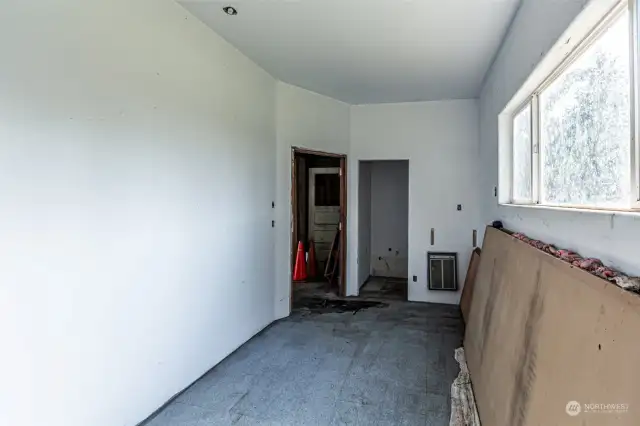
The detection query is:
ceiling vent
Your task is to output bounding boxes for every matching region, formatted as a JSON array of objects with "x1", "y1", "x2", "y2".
[{"x1": 428, "y1": 252, "x2": 458, "y2": 291}]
